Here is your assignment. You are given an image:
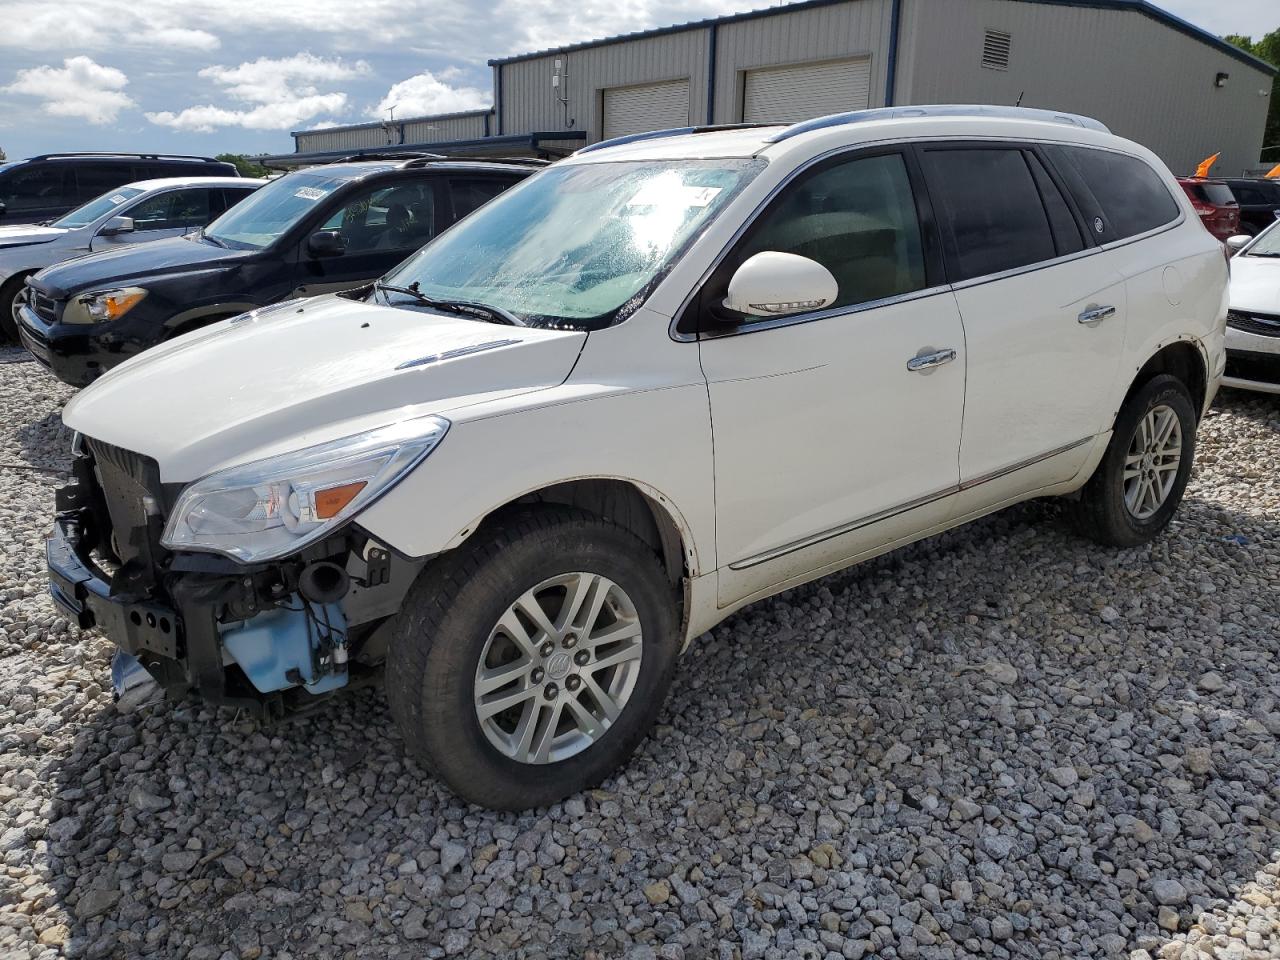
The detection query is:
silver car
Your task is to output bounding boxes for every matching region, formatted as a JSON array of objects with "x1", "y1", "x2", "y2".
[{"x1": 0, "y1": 176, "x2": 264, "y2": 340}]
